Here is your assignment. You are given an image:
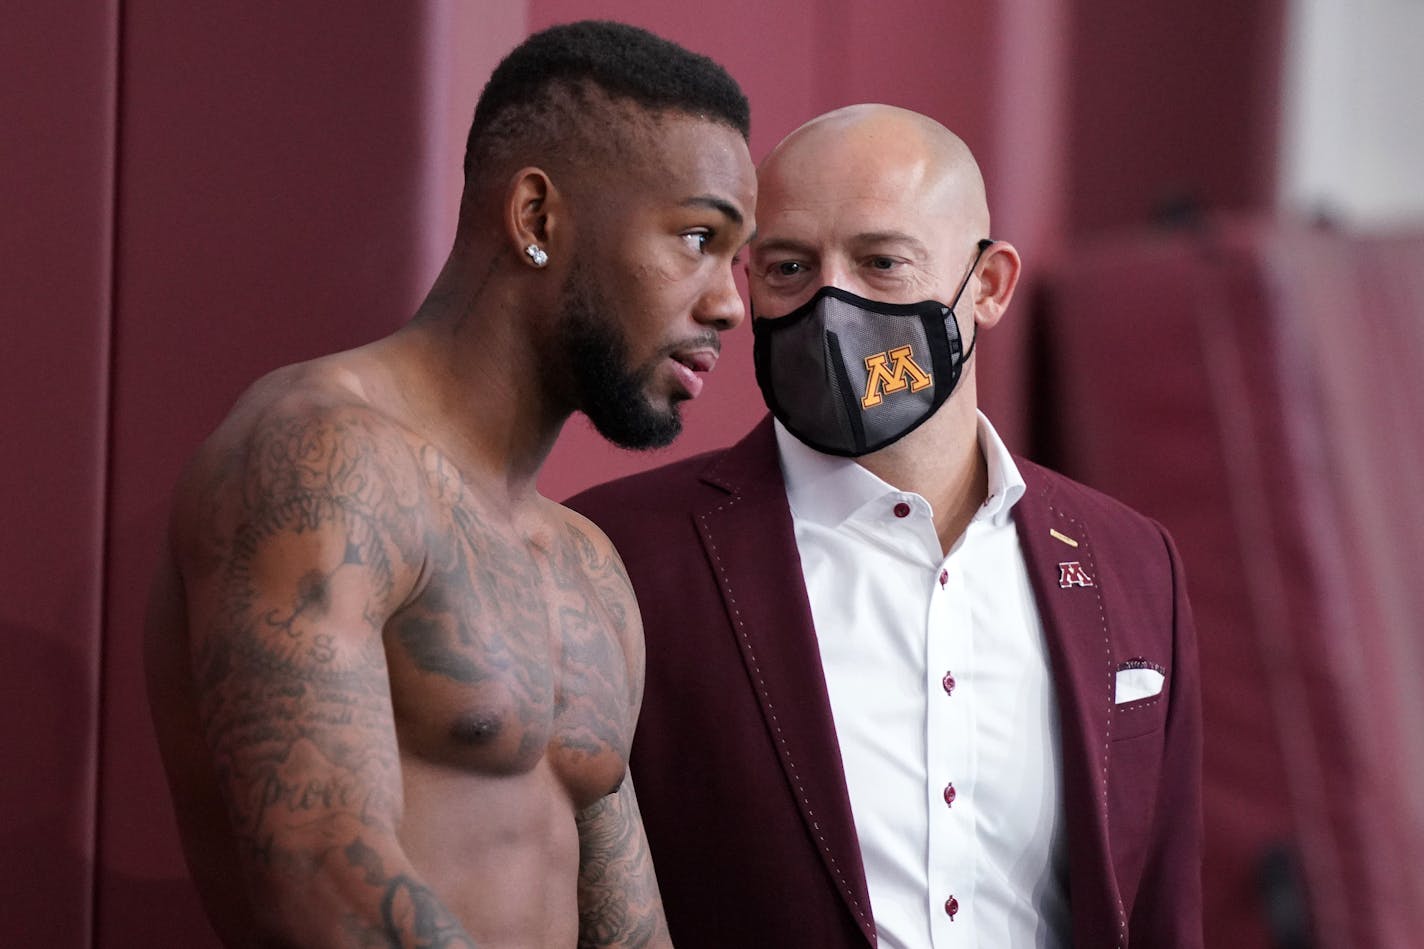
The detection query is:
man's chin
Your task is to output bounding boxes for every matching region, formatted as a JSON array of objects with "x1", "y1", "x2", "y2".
[{"x1": 587, "y1": 401, "x2": 683, "y2": 451}]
